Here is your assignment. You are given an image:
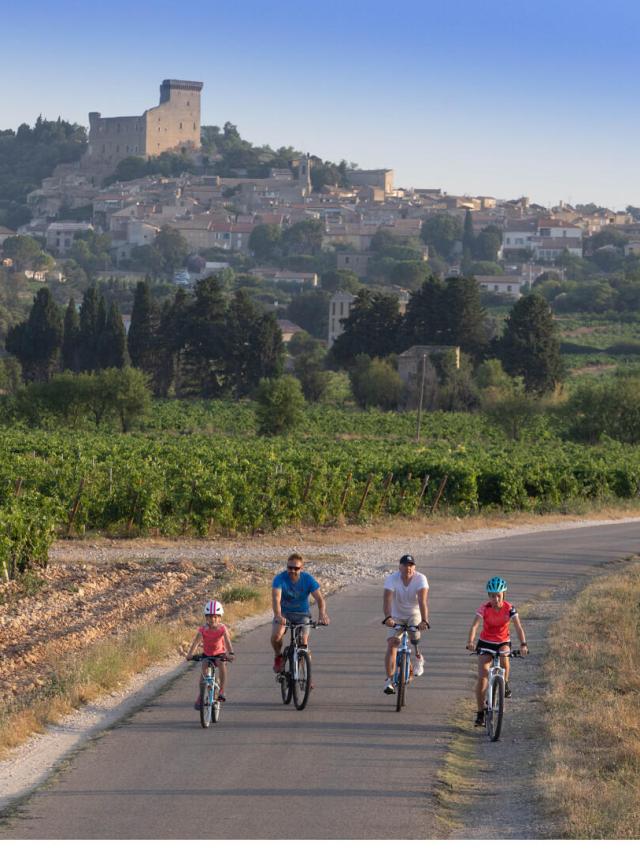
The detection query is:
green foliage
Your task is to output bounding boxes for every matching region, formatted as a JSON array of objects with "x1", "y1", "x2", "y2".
[
  {"x1": 255, "y1": 376, "x2": 305, "y2": 436},
  {"x1": 287, "y1": 290, "x2": 330, "y2": 339},
  {"x1": 0, "y1": 493, "x2": 58, "y2": 579},
  {"x1": 499, "y1": 293, "x2": 564, "y2": 394},
  {"x1": 6, "y1": 287, "x2": 63, "y2": 382},
  {"x1": 0, "y1": 117, "x2": 87, "y2": 228},
  {"x1": 564, "y1": 375, "x2": 640, "y2": 444},
  {"x1": 349, "y1": 355, "x2": 405, "y2": 410},
  {"x1": 420, "y1": 214, "x2": 462, "y2": 260},
  {"x1": 331, "y1": 289, "x2": 402, "y2": 367}
]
